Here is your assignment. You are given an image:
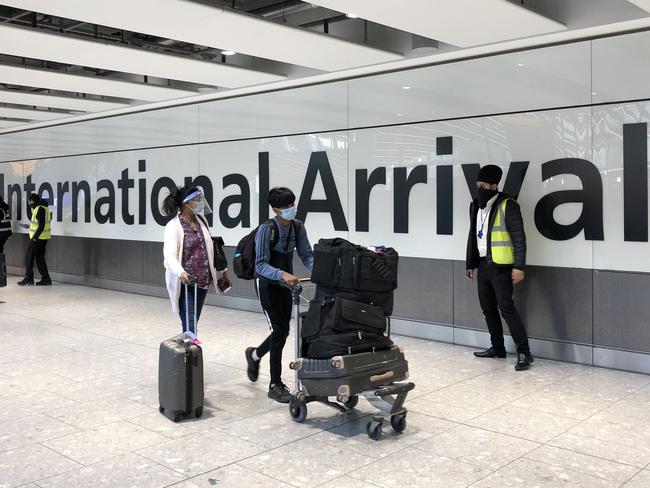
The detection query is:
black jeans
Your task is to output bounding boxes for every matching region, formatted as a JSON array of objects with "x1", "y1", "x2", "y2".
[
  {"x1": 477, "y1": 259, "x2": 530, "y2": 354},
  {"x1": 256, "y1": 279, "x2": 292, "y2": 385},
  {"x1": 24, "y1": 239, "x2": 50, "y2": 281}
]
